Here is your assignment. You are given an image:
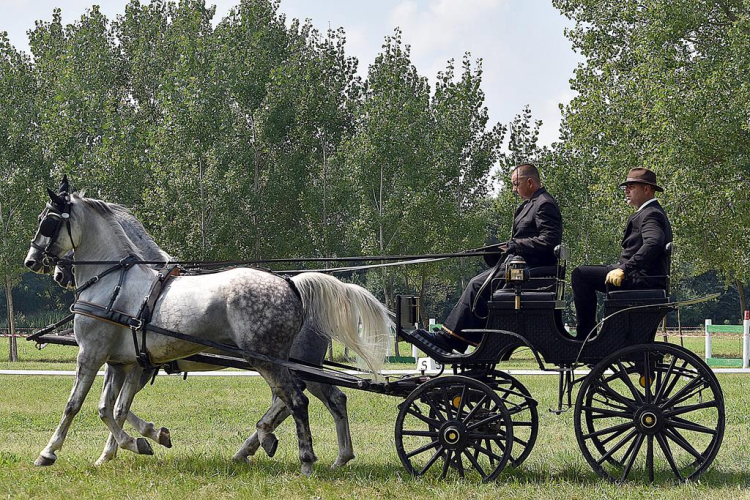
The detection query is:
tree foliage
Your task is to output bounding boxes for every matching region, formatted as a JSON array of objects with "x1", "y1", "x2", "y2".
[{"x1": 554, "y1": 0, "x2": 750, "y2": 314}]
